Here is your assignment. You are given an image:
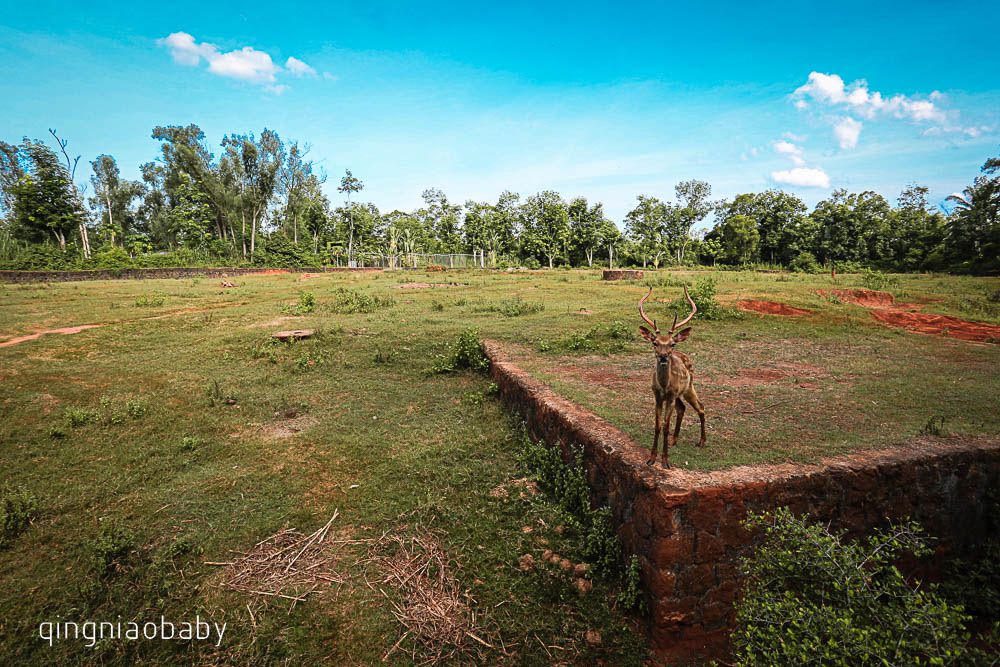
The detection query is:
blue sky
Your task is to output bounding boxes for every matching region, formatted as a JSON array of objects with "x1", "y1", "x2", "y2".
[{"x1": 2, "y1": 0, "x2": 998, "y2": 226}]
